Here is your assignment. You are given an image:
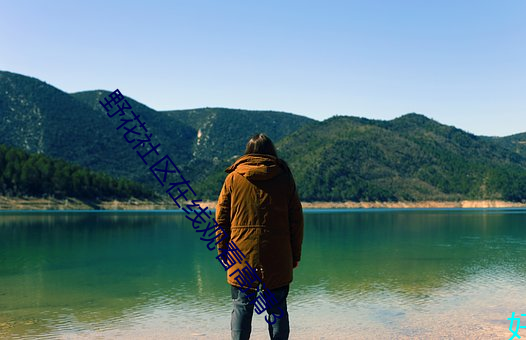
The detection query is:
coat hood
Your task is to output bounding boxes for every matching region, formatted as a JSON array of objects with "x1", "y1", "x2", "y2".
[{"x1": 225, "y1": 154, "x2": 288, "y2": 181}]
